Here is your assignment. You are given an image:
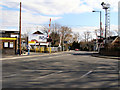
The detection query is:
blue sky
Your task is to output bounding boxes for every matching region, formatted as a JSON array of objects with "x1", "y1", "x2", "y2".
[{"x1": 0, "y1": 0, "x2": 119, "y2": 38}]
